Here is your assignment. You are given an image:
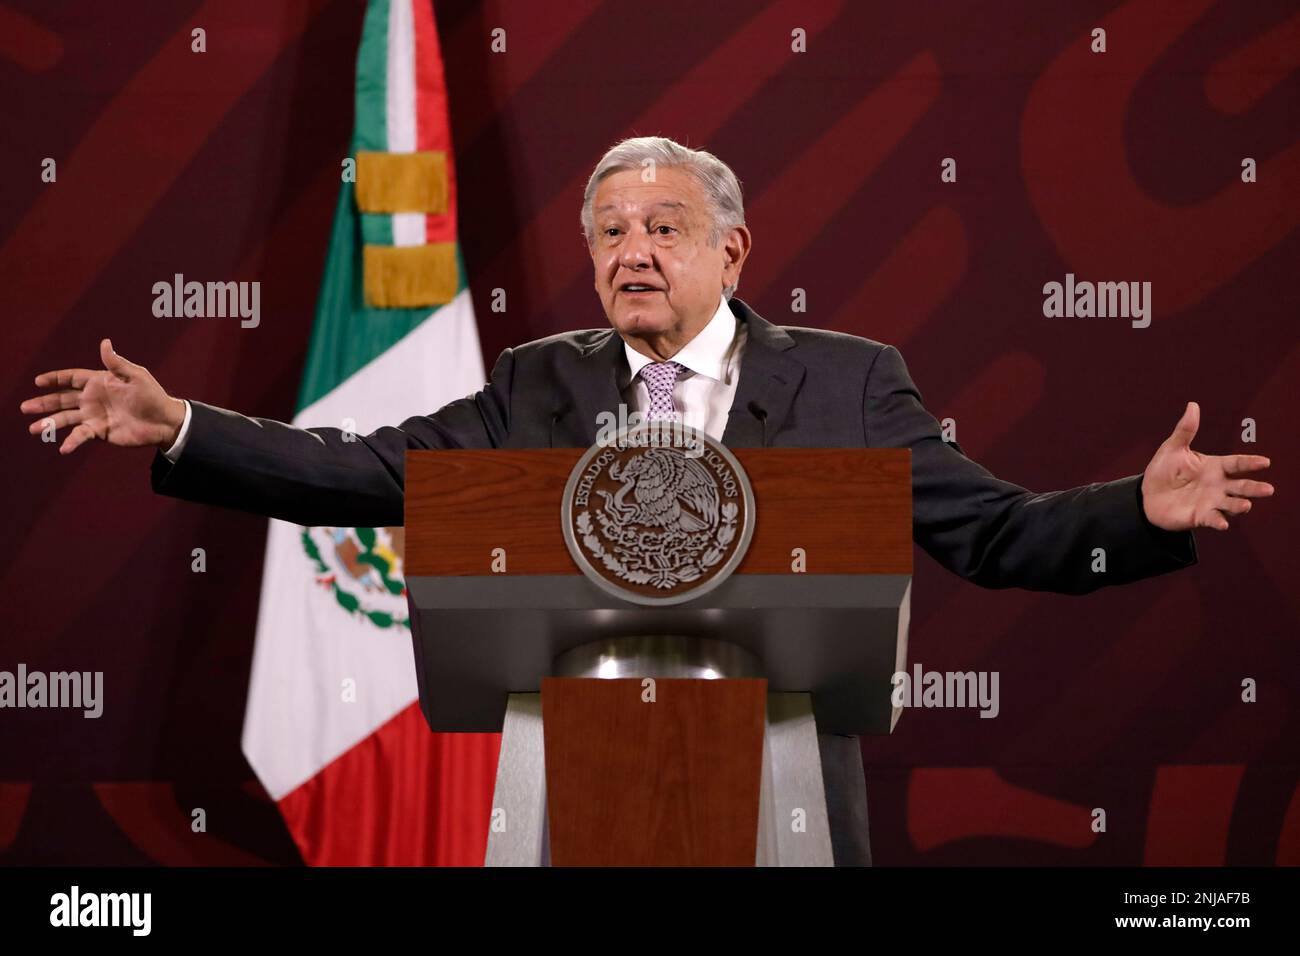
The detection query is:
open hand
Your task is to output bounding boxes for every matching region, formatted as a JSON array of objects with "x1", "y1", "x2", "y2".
[
  {"x1": 20, "y1": 339, "x2": 185, "y2": 455},
  {"x1": 1141, "y1": 402, "x2": 1274, "y2": 532}
]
